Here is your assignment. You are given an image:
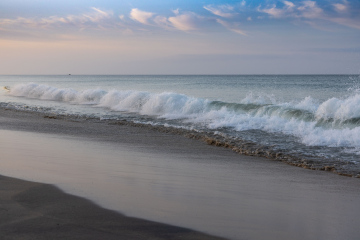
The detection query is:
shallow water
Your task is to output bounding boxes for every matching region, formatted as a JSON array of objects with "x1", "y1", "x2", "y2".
[
  {"x1": 1, "y1": 75, "x2": 360, "y2": 175},
  {"x1": 1, "y1": 129, "x2": 360, "y2": 240}
]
